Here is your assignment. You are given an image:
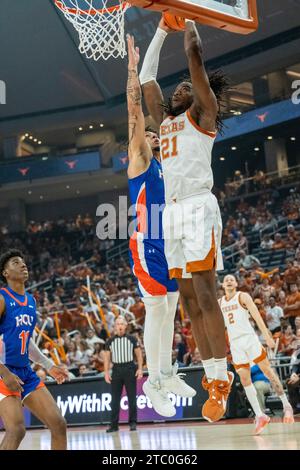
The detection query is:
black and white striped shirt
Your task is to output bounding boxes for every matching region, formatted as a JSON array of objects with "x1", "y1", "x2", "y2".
[{"x1": 105, "y1": 334, "x2": 139, "y2": 364}]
